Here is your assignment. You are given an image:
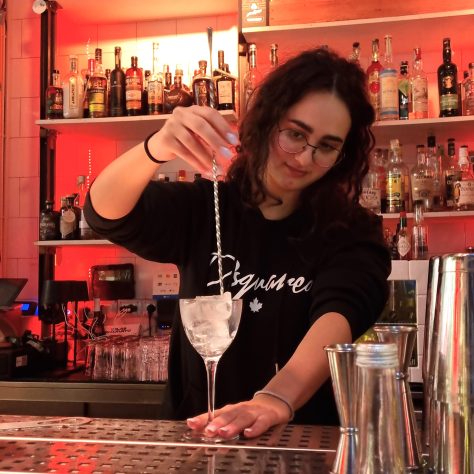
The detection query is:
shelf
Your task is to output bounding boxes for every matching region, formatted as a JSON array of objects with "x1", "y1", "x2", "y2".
[
  {"x1": 381, "y1": 210, "x2": 474, "y2": 219},
  {"x1": 372, "y1": 115, "x2": 474, "y2": 146},
  {"x1": 36, "y1": 110, "x2": 238, "y2": 140},
  {"x1": 242, "y1": 9, "x2": 474, "y2": 55},
  {"x1": 35, "y1": 240, "x2": 113, "y2": 247}
]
